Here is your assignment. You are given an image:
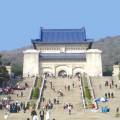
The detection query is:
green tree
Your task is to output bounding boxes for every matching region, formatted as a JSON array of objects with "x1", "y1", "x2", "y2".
[
  {"x1": 11, "y1": 63, "x2": 23, "y2": 76},
  {"x1": 103, "y1": 67, "x2": 112, "y2": 76},
  {"x1": 0, "y1": 55, "x2": 10, "y2": 86}
]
